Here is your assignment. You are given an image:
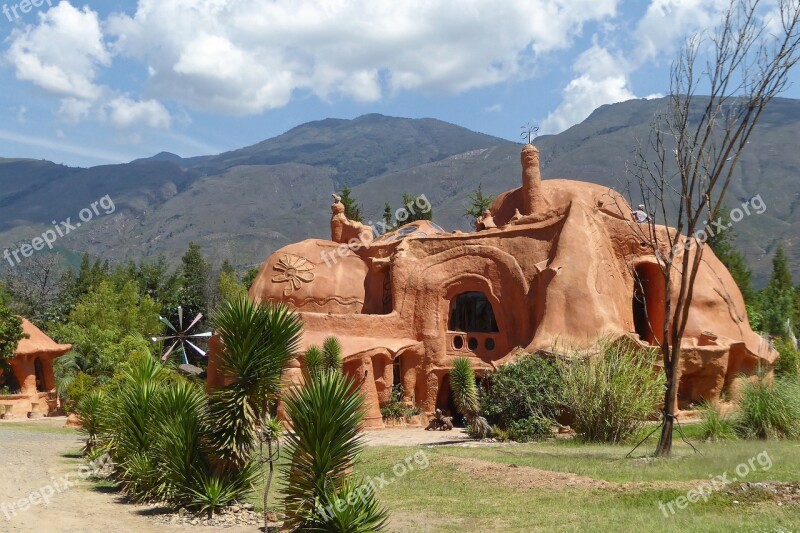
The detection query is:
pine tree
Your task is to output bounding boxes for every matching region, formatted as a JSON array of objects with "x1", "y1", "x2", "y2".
[
  {"x1": 179, "y1": 242, "x2": 211, "y2": 322},
  {"x1": 381, "y1": 202, "x2": 394, "y2": 233},
  {"x1": 402, "y1": 192, "x2": 432, "y2": 223},
  {"x1": 463, "y1": 183, "x2": 495, "y2": 221},
  {"x1": 339, "y1": 187, "x2": 362, "y2": 222},
  {"x1": 762, "y1": 245, "x2": 794, "y2": 336}
]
